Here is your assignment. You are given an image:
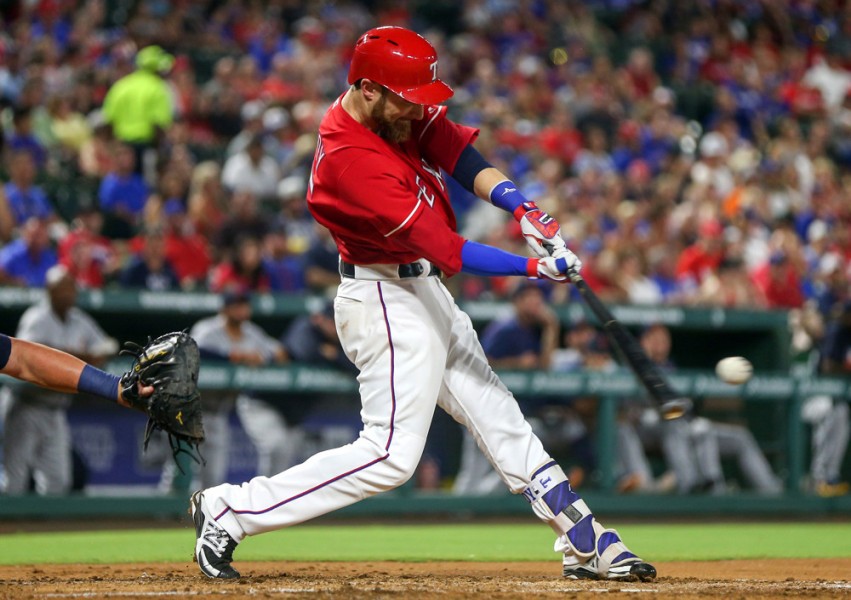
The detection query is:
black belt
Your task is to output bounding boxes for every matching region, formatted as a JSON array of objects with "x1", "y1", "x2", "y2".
[{"x1": 340, "y1": 260, "x2": 441, "y2": 279}]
